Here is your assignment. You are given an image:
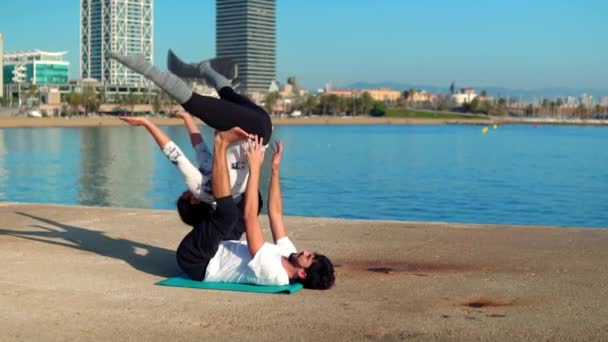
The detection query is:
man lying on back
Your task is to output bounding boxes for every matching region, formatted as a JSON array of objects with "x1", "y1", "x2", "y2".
[{"x1": 176, "y1": 129, "x2": 335, "y2": 289}]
